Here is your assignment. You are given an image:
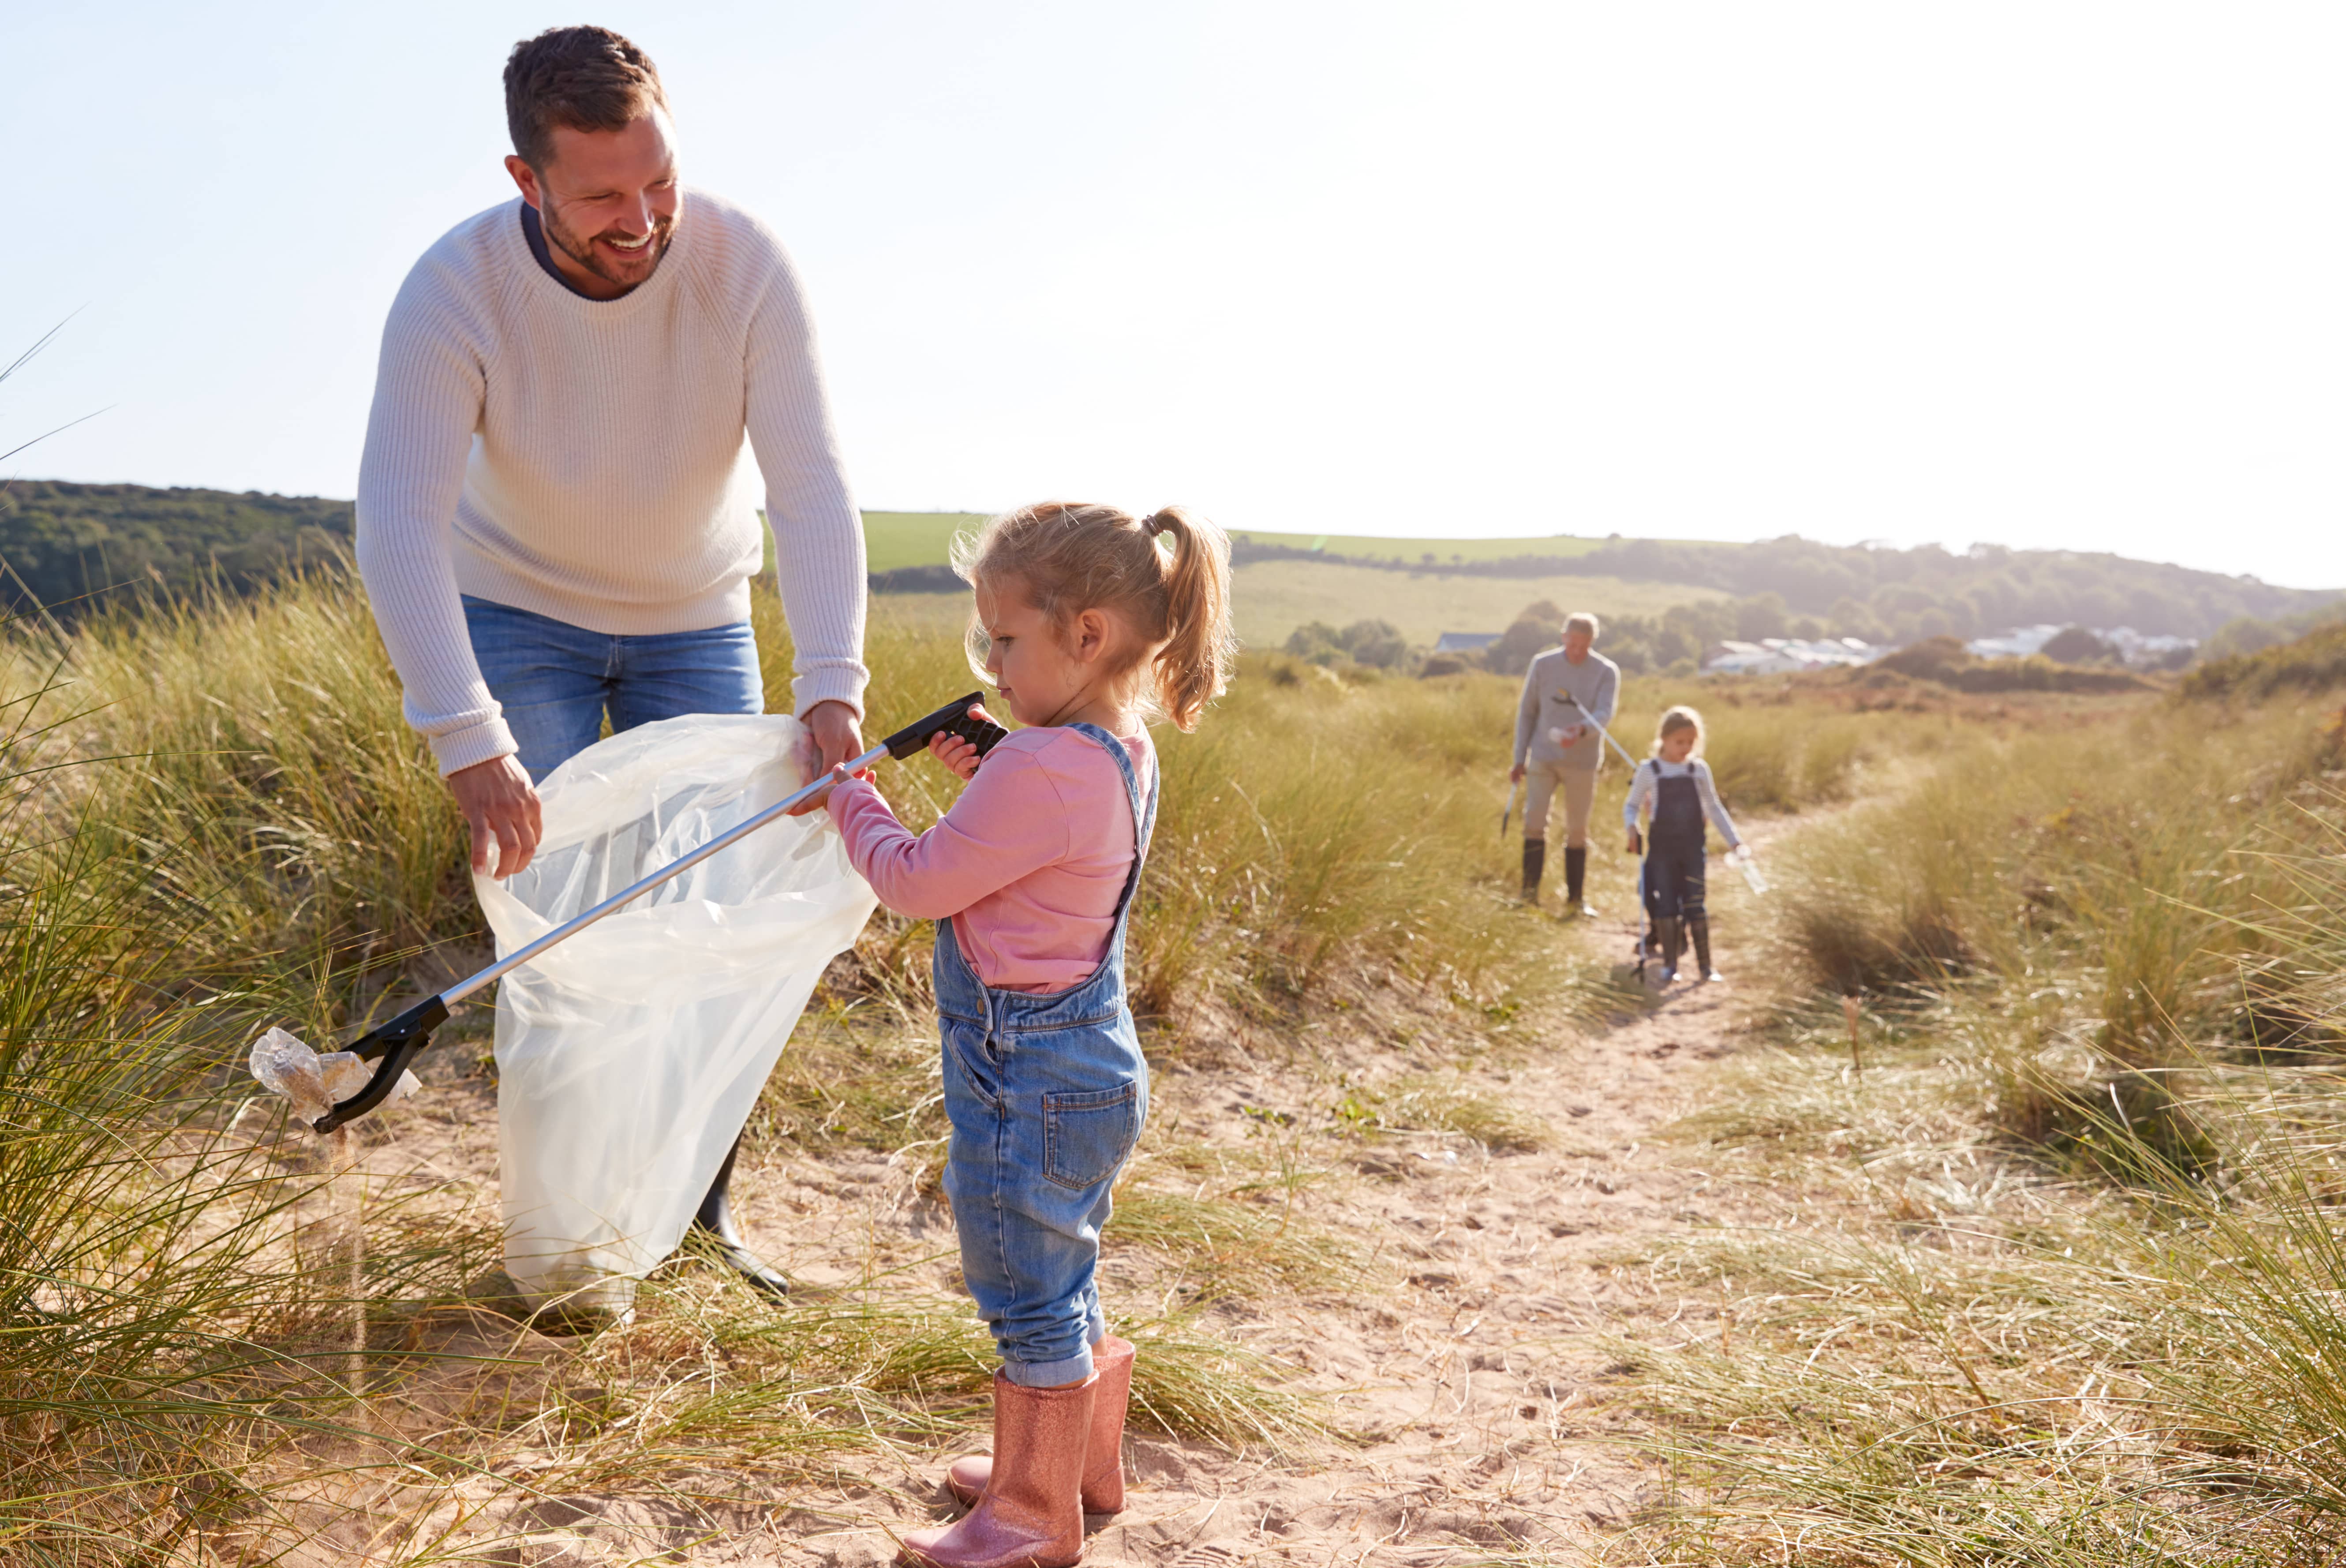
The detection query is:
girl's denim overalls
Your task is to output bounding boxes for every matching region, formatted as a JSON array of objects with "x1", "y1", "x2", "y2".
[
  {"x1": 1639, "y1": 759, "x2": 1709, "y2": 921},
  {"x1": 934, "y1": 724, "x2": 1156, "y2": 1388}
]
